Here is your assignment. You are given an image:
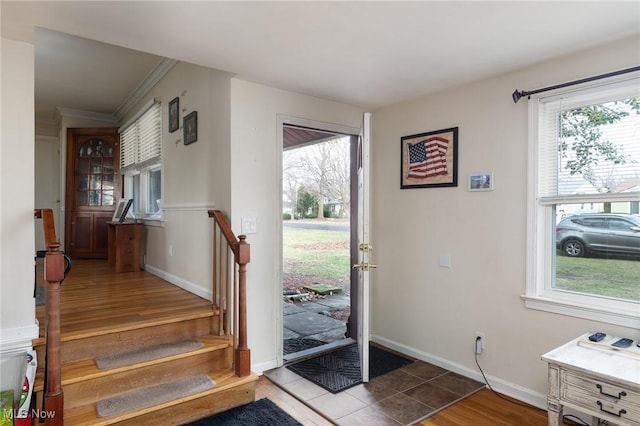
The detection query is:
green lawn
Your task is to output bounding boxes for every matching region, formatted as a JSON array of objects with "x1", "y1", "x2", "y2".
[
  {"x1": 282, "y1": 227, "x2": 350, "y2": 283},
  {"x1": 555, "y1": 255, "x2": 640, "y2": 301}
]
